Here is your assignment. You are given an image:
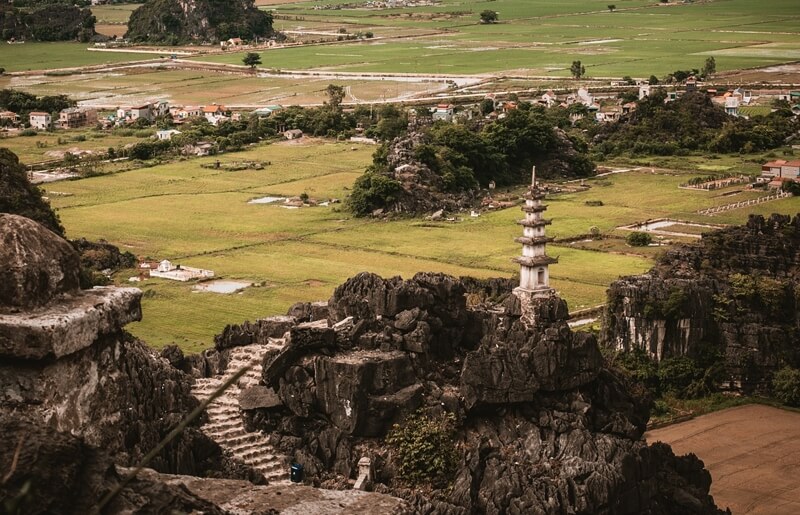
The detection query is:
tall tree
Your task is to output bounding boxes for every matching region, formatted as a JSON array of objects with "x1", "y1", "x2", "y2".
[
  {"x1": 570, "y1": 60, "x2": 586, "y2": 79},
  {"x1": 702, "y1": 56, "x2": 716, "y2": 77},
  {"x1": 325, "y1": 84, "x2": 345, "y2": 109},
  {"x1": 608, "y1": 4, "x2": 616, "y2": 12}
]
